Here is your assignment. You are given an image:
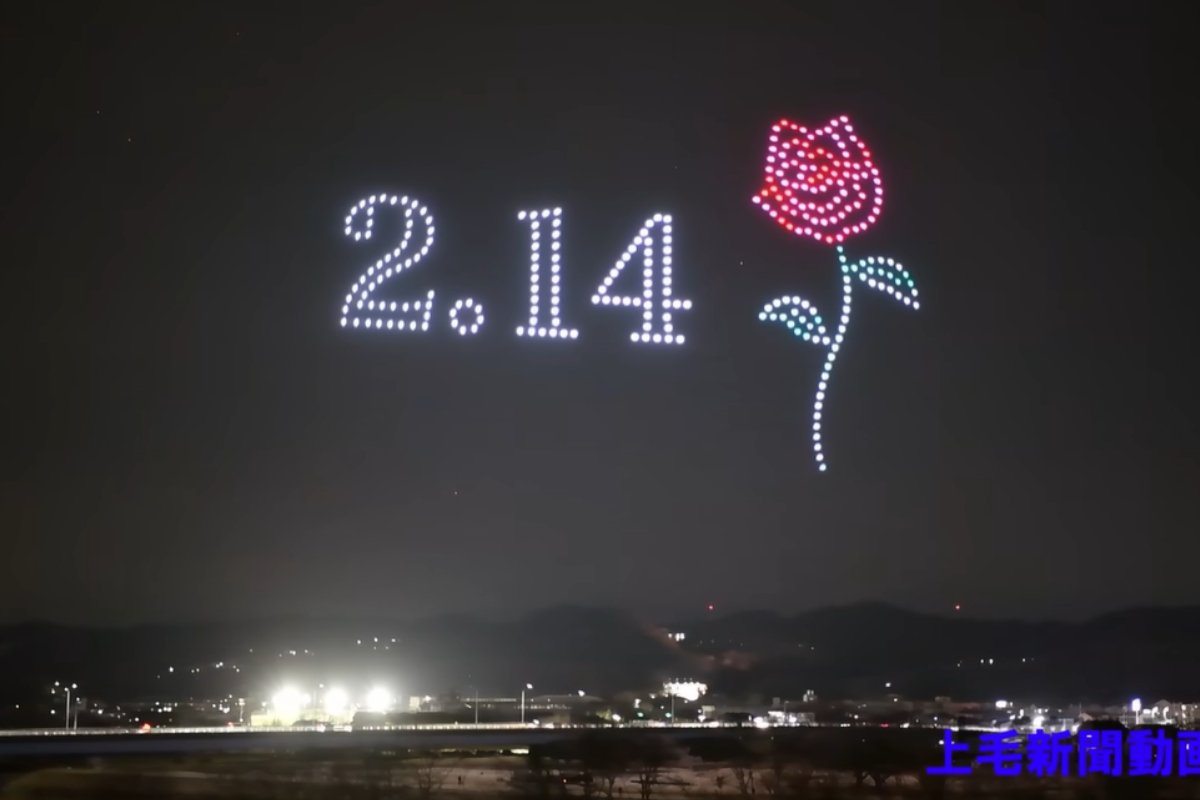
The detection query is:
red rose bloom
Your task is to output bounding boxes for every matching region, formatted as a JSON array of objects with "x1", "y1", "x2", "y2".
[{"x1": 752, "y1": 115, "x2": 883, "y2": 245}]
